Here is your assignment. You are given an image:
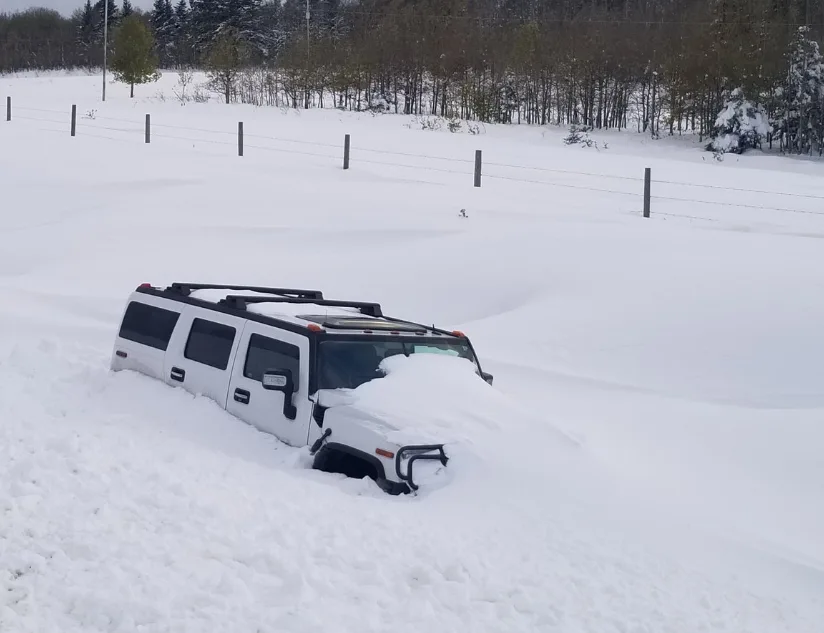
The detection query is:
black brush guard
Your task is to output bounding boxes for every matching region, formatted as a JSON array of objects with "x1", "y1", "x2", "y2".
[{"x1": 395, "y1": 444, "x2": 449, "y2": 491}]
